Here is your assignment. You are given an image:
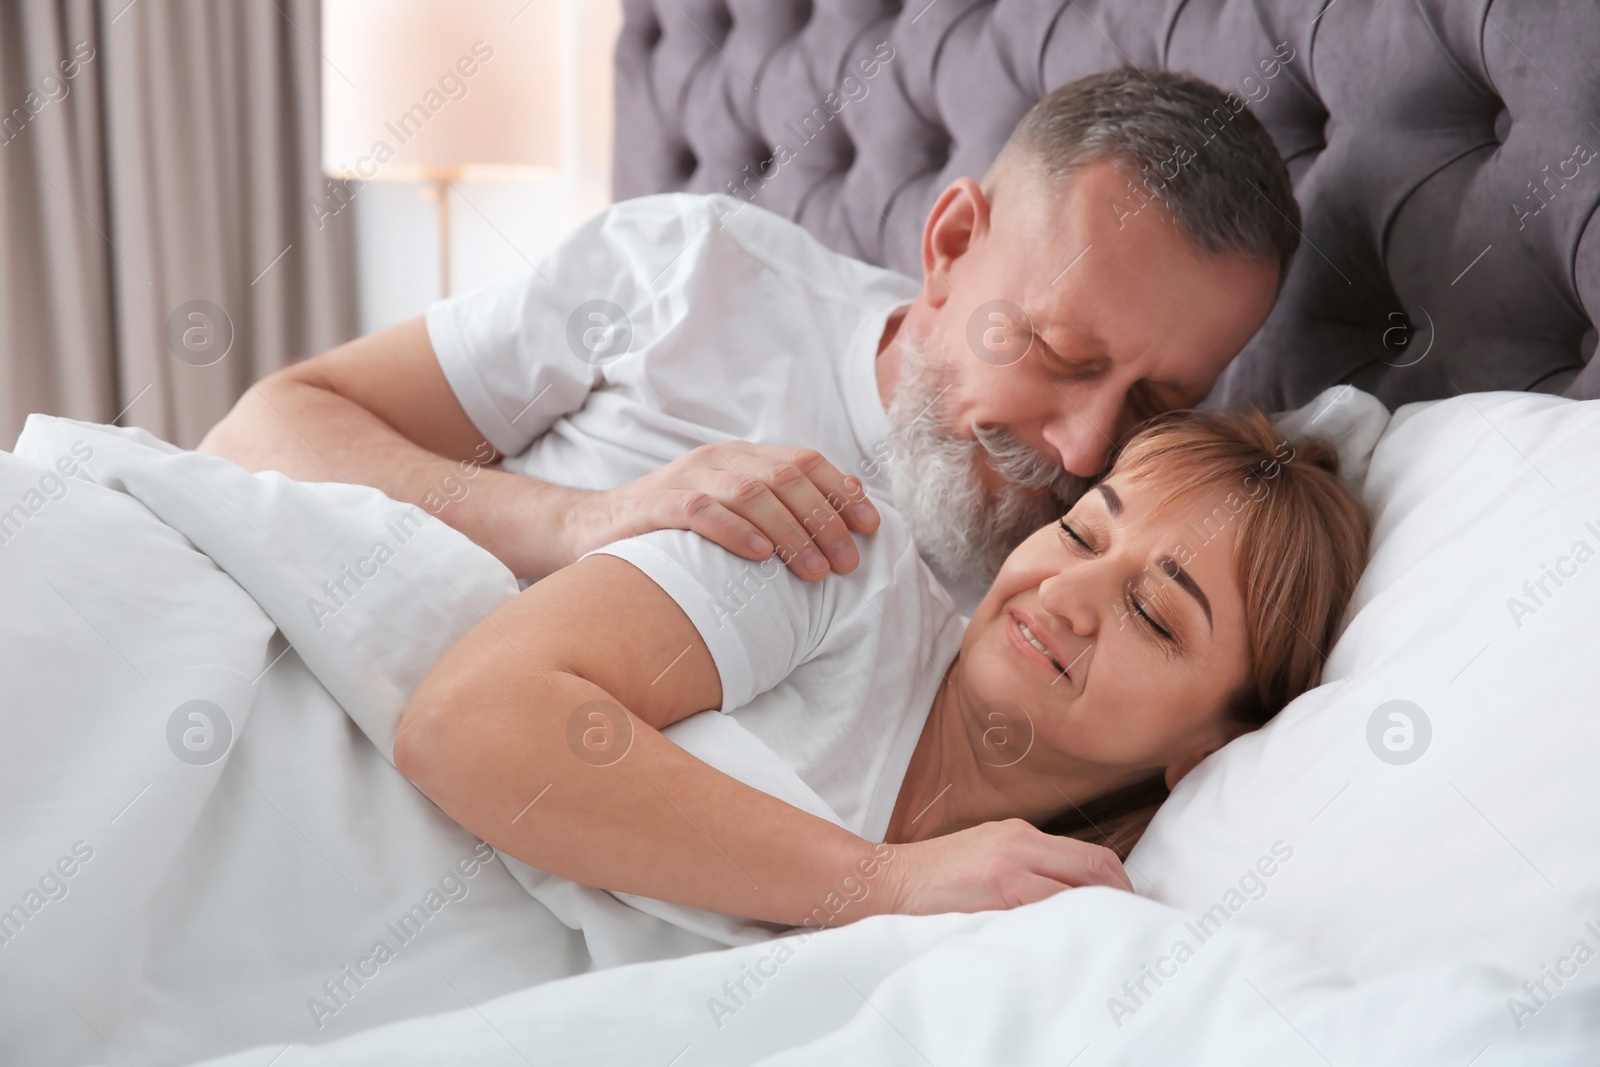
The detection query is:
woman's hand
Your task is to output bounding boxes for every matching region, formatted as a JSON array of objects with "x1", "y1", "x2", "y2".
[{"x1": 873, "y1": 820, "x2": 1133, "y2": 918}]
